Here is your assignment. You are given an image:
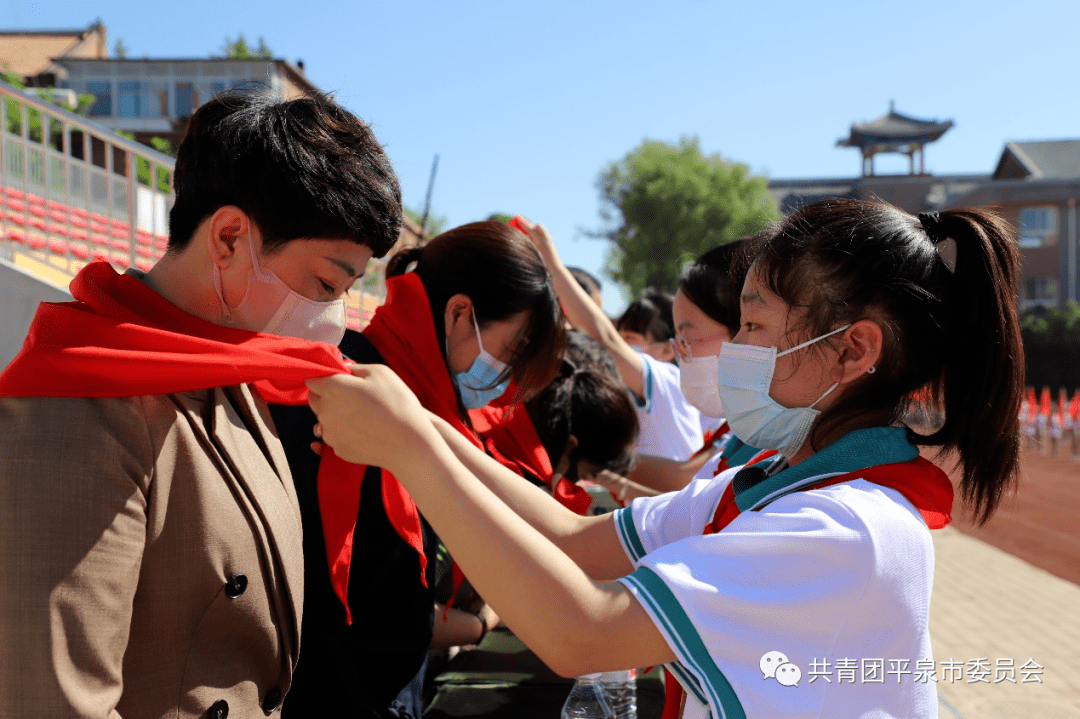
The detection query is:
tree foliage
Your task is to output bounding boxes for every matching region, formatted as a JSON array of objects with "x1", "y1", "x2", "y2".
[
  {"x1": 404, "y1": 205, "x2": 448, "y2": 238},
  {"x1": 594, "y1": 136, "x2": 779, "y2": 297},
  {"x1": 1021, "y1": 301, "x2": 1080, "y2": 390},
  {"x1": 220, "y1": 35, "x2": 273, "y2": 60}
]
